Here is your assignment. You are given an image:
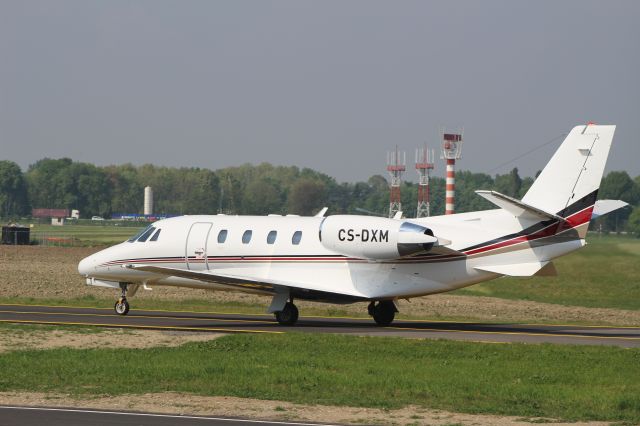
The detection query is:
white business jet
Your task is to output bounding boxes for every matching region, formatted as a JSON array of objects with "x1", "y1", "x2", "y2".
[{"x1": 79, "y1": 124, "x2": 626, "y2": 326}]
